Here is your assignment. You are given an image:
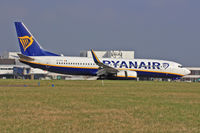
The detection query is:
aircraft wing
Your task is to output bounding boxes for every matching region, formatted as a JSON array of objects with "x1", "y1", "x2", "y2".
[{"x1": 91, "y1": 50, "x2": 119, "y2": 76}]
